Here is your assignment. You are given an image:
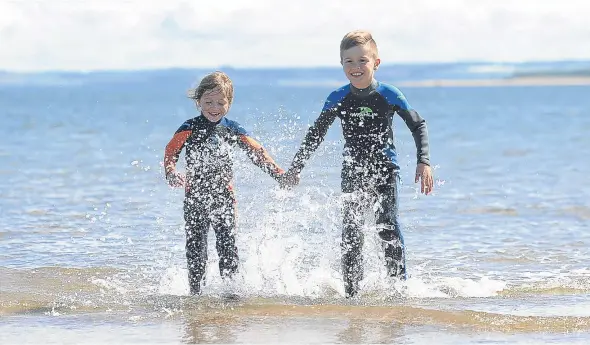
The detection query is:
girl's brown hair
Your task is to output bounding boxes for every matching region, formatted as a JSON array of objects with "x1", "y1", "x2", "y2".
[{"x1": 188, "y1": 71, "x2": 234, "y2": 104}]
